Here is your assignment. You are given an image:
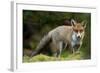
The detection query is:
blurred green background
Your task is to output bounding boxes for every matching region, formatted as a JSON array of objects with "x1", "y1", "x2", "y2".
[{"x1": 23, "y1": 10, "x2": 91, "y2": 62}]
